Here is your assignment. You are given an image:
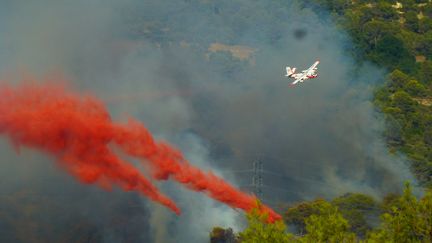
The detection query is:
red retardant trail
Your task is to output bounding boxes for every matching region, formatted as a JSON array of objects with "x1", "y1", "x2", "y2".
[{"x1": 0, "y1": 81, "x2": 281, "y2": 222}]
